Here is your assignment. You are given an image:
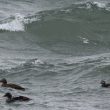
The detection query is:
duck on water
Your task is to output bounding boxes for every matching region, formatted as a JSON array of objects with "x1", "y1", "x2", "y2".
[
  {"x1": 3, "y1": 92, "x2": 31, "y2": 103},
  {"x1": 0, "y1": 78, "x2": 25, "y2": 91},
  {"x1": 100, "y1": 80, "x2": 110, "y2": 88}
]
